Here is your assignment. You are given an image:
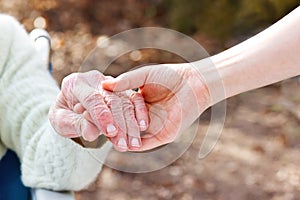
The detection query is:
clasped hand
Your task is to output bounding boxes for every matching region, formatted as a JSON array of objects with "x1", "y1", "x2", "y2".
[
  {"x1": 49, "y1": 64, "x2": 211, "y2": 152},
  {"x1": 49, "y1": 70, "x2": 149, "y2": 152}
]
